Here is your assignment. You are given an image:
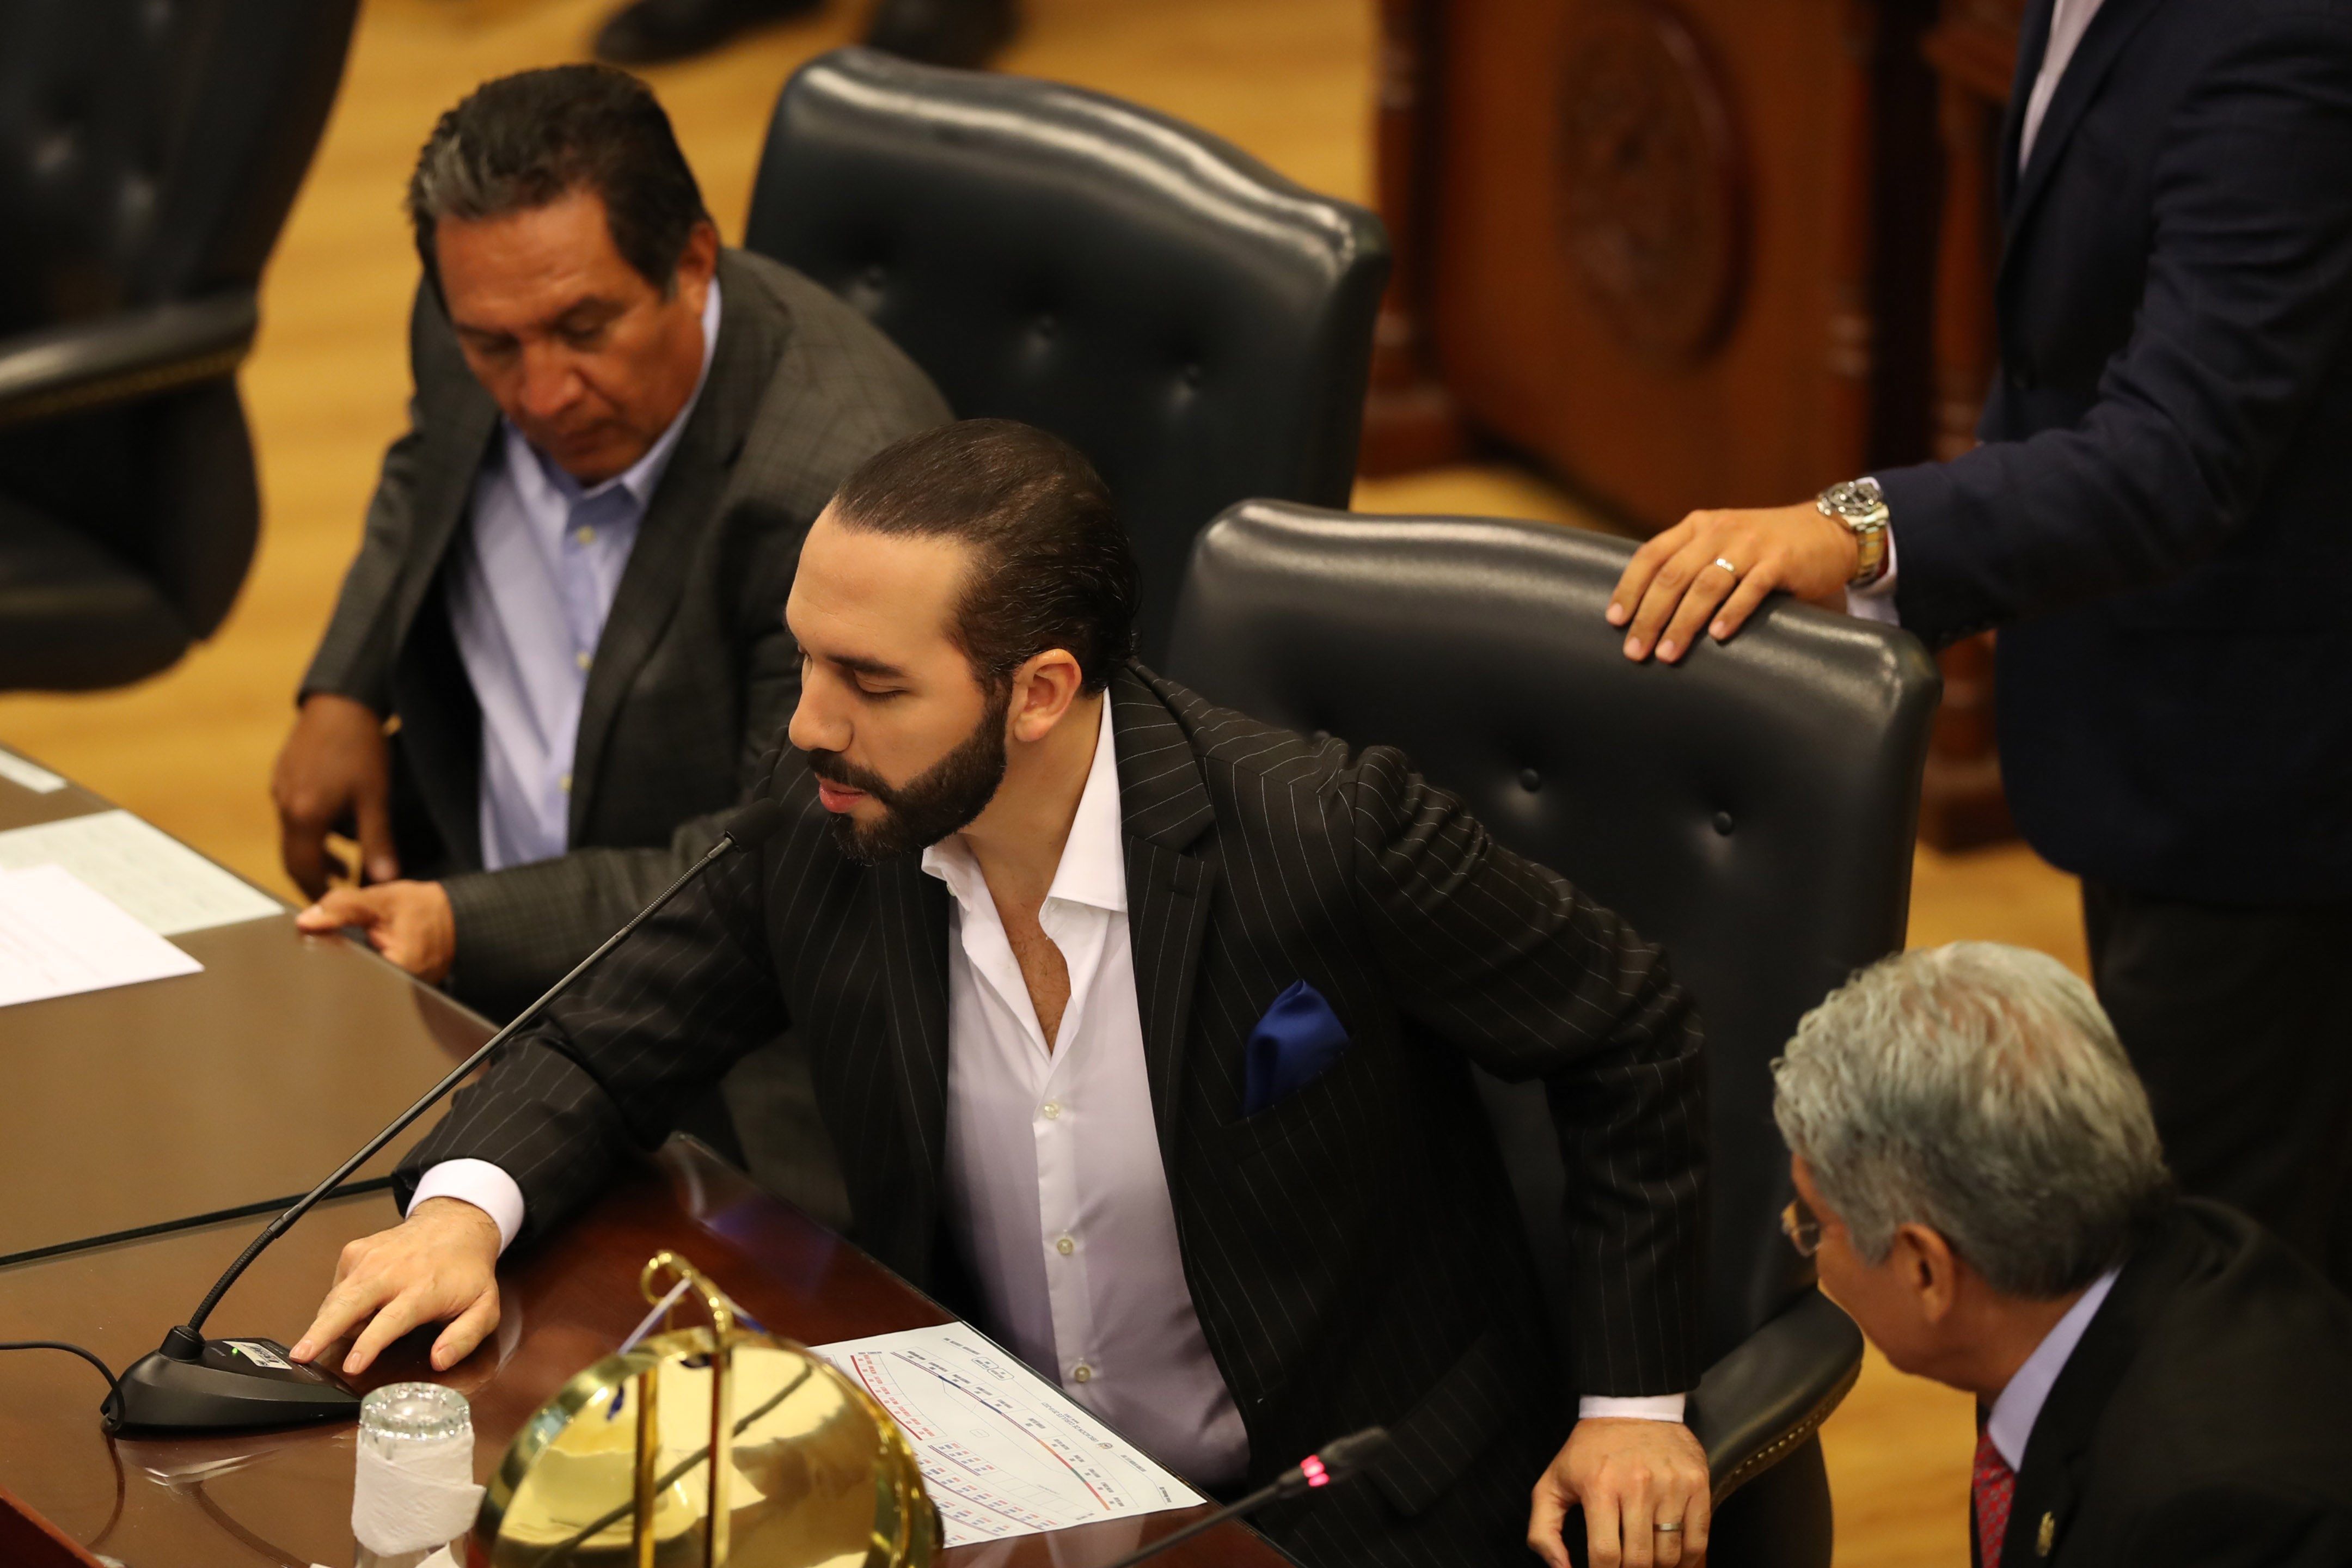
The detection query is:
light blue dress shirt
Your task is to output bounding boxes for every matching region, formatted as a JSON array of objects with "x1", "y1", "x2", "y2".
[
  {"x1": 444, "y1": 280, "x2": 721, "y2": 871},
  {"x1": 1985, "y1": 1263, "x2": 2122, "y2": 1470}
]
